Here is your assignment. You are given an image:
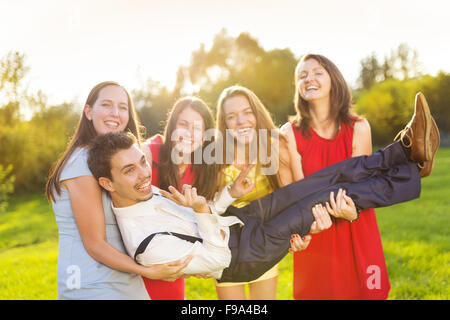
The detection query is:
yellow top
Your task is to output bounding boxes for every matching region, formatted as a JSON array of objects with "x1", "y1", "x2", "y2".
[
  {"x1": 216, "y1": 164, "x2": 278, "y2": 287},
  {"x1": 221, "y1": 164, "x2": 273, "y2": 208}
]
